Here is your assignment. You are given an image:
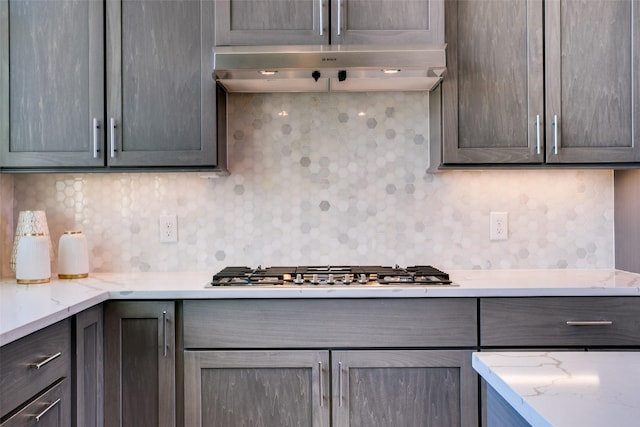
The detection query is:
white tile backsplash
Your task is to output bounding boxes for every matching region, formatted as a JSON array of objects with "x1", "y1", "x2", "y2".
[{"x1": 4, "y1": 92, "x2": 614, "y2": 274}]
